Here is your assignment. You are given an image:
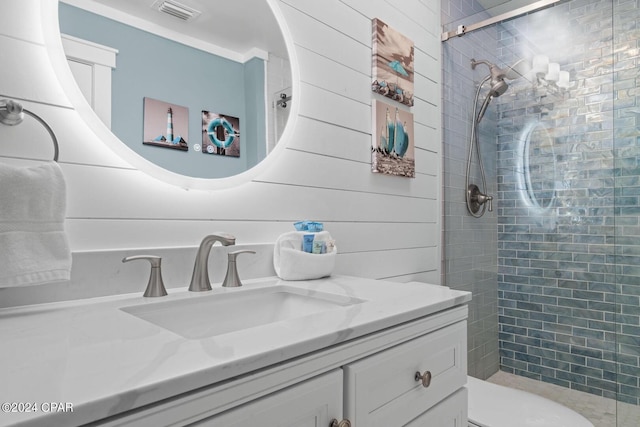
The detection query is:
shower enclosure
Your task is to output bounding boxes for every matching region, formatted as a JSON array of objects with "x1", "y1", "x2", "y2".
[{"x1": 442, "y1": 0, "x2": 640, "y2": 425}]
